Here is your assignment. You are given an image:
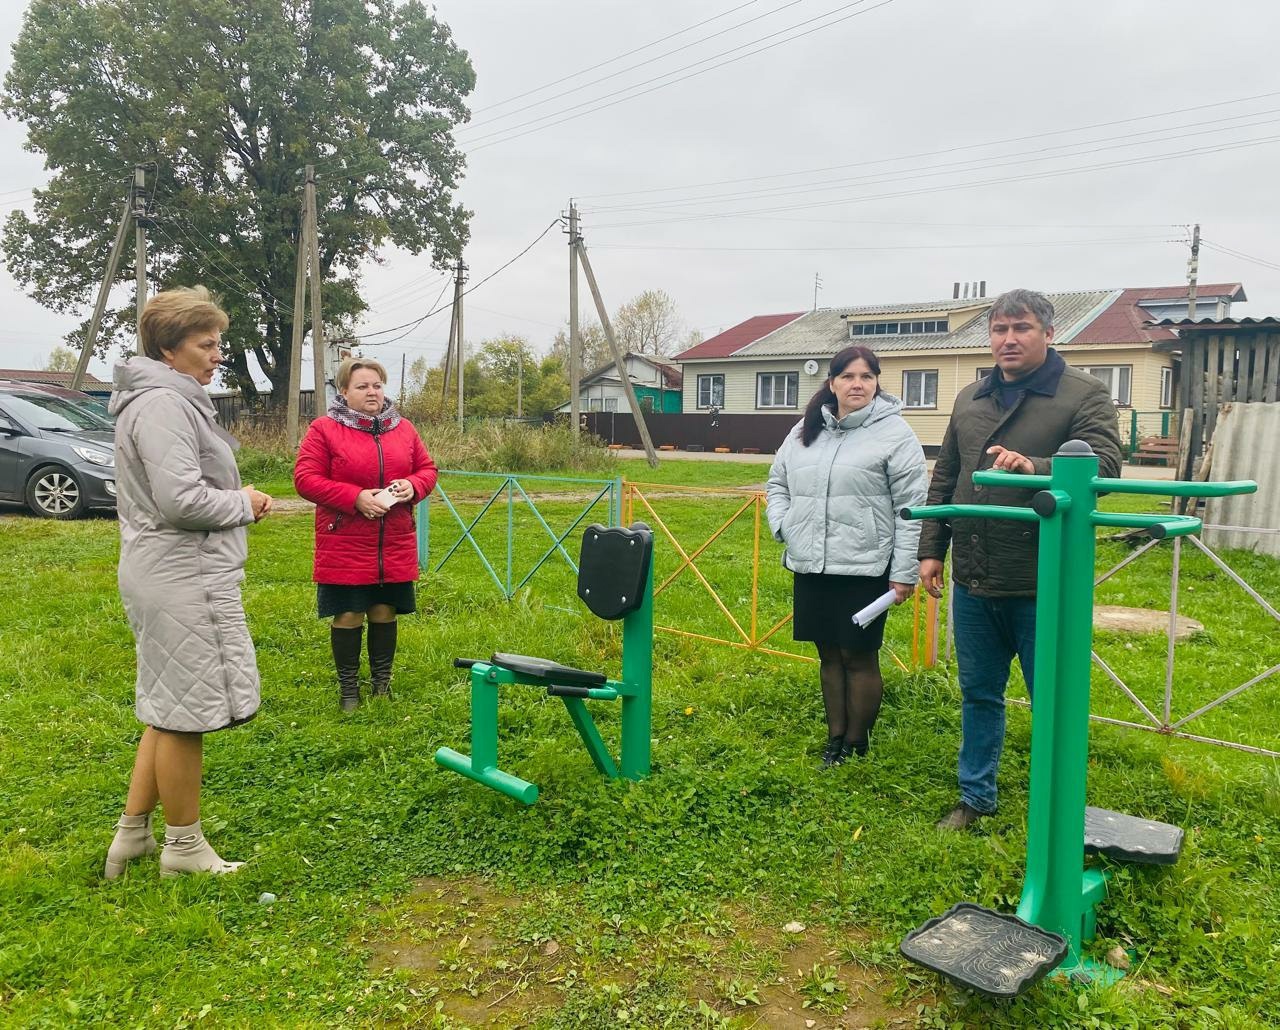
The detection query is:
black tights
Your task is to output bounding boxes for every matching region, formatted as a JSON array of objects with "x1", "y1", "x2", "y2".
[{"x1": 816, "y1": 644, "x2": 884, "y2": 751}]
